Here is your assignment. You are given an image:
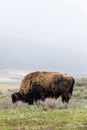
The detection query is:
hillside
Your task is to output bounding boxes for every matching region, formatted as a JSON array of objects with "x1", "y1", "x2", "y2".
[{"x1": 0, "y1": 78, "x2": 87, "y2": 129}]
